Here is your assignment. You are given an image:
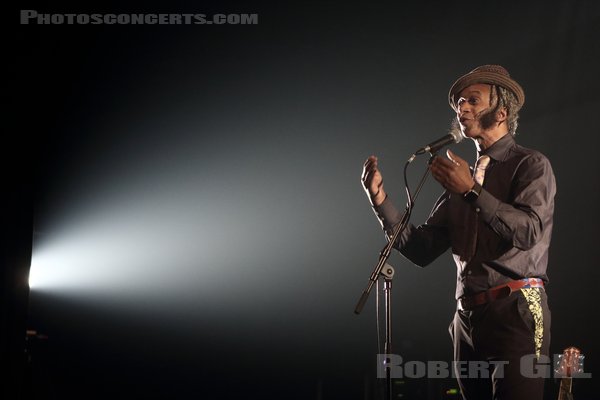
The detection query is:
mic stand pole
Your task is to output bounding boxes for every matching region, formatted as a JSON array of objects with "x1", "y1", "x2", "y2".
[
  {"x1": 381, "y1": 263, "x2": 395, "y2": 400},
  {"x1": 354, "y1": 154, "x2": 436, "y2": 400}
]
